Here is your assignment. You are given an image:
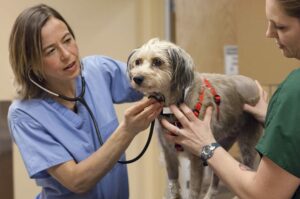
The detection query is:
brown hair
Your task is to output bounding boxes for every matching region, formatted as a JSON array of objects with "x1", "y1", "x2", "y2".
[
  {"x1": 9, "y1": 4, "x2": 75, "y2": 99},
  {"x1": 278, "y1": 0, "x2": 300, "y2": 19}
]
